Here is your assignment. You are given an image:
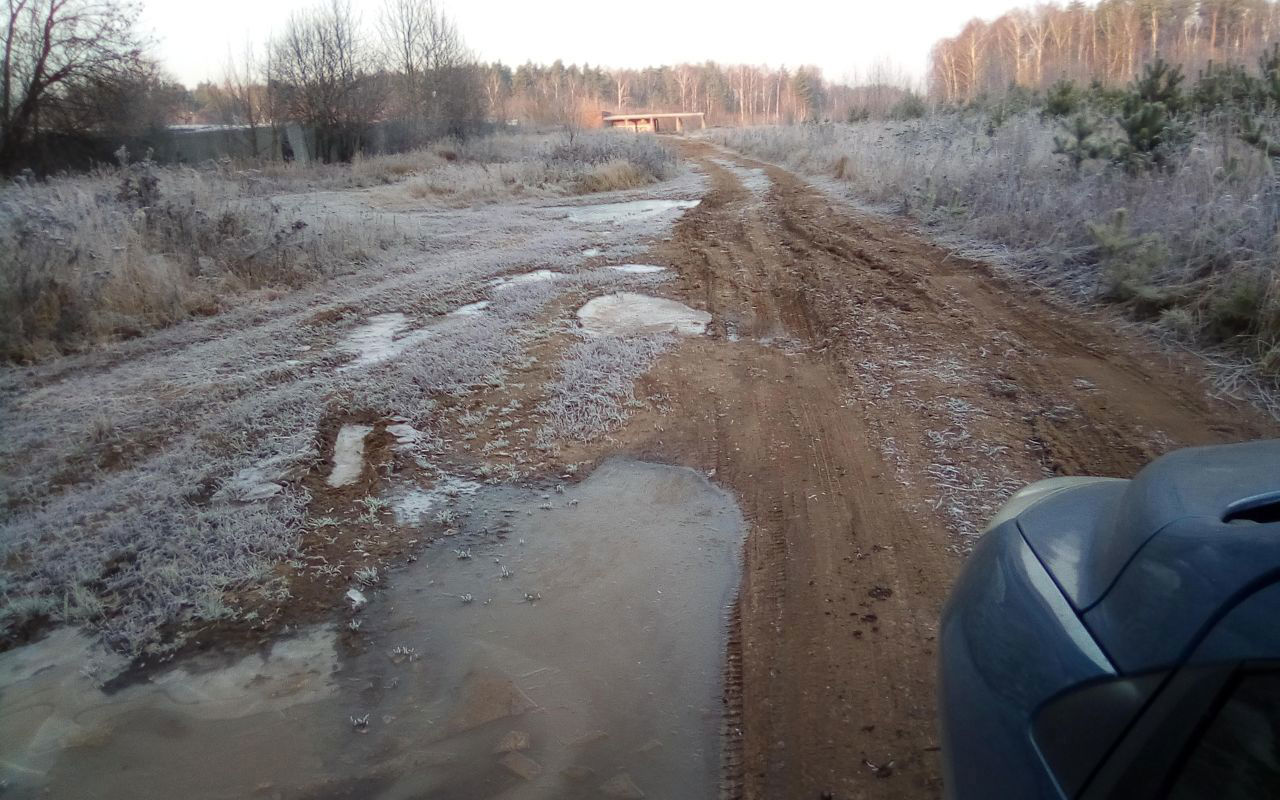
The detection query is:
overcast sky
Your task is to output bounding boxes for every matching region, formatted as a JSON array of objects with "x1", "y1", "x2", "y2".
[{"x1": 140, "y1": 0, "x2": 1024, "y2": 88}]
